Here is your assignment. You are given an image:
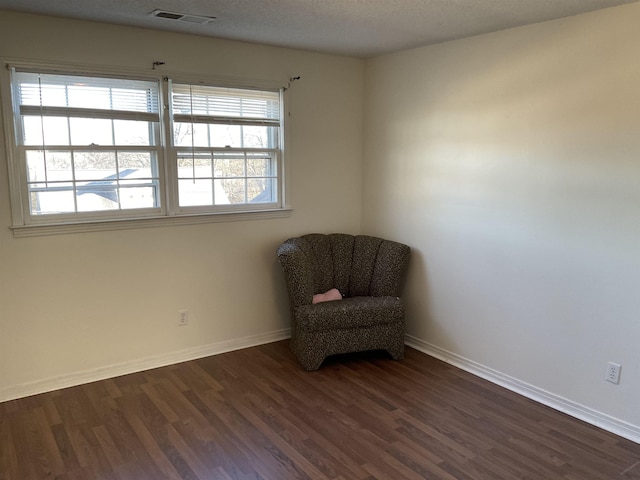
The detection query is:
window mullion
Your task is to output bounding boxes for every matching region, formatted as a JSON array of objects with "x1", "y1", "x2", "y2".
[
  {"x1": 163, "y1": 77, "x2": 179, "y2": 216},
  {"x1": 70, "y1": 150, "x2": 79, "y2": 213}
]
